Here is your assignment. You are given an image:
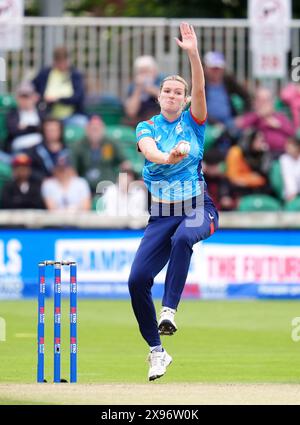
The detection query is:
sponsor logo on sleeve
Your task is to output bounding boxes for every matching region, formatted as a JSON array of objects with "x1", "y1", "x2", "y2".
[{"x1": 137, "y1": 129, "x2": 152, "y2": 138}]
